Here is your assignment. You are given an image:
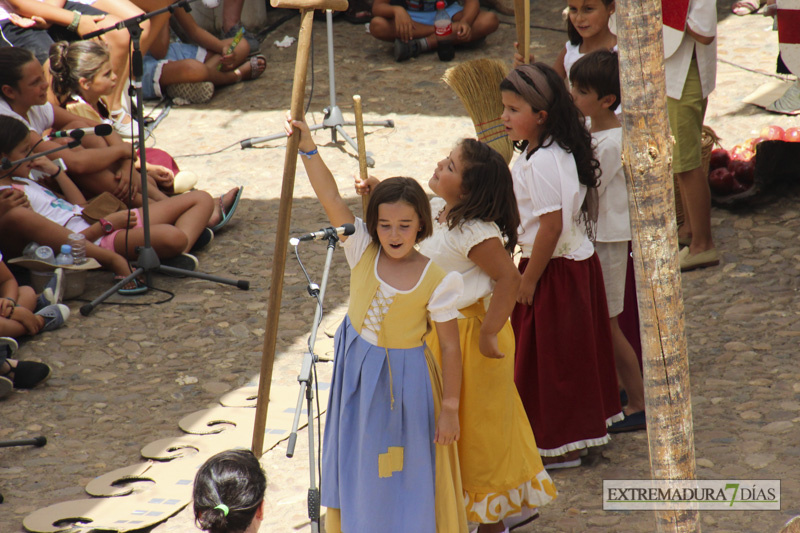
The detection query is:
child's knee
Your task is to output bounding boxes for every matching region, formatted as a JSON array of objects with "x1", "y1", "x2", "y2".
[
  {"x1": 369, "y1": 17, "x2": 394, "y2": 39},
  {"x1": 155, "y1": 227, "x2": 188, "y2": 256}
]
